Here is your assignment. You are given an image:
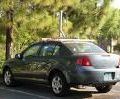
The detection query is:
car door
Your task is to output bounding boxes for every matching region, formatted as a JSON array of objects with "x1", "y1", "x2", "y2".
[
  {"x1": 26, "y1": 43, "x2": 60, "y2": 81},
  {"x1": 37, "y1": 43, "x2": 70, "y2": 80},
  {"x1": 13, "y1": 44, "x2": 41, "y2": 80}
]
